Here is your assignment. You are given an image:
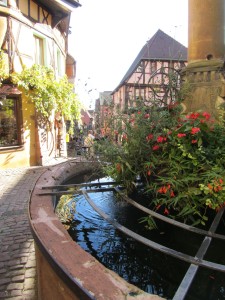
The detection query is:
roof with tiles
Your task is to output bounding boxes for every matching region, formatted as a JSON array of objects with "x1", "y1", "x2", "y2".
[{"x1": 113, "y1": 29, "x2": 187, "y2": 92}]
